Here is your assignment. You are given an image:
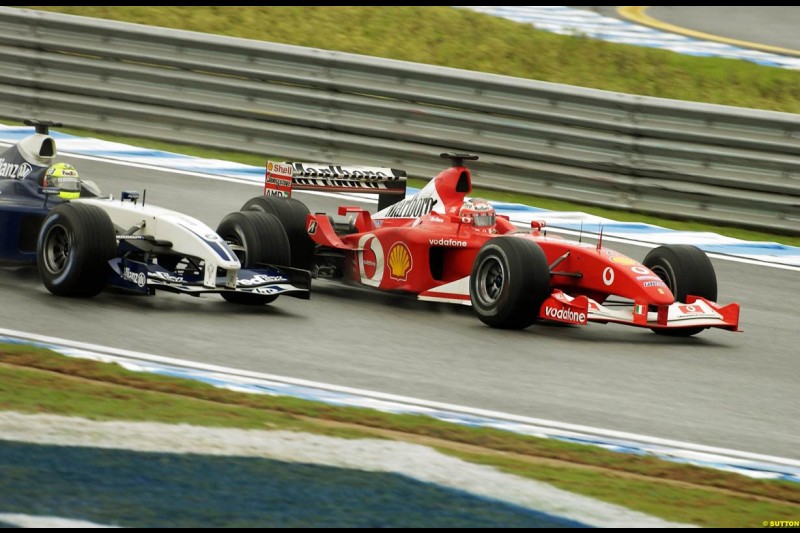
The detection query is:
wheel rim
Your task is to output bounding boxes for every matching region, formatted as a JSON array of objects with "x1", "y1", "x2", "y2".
[
  {"x1": 42, "y1": 224, "x2": 72, "y2": 275},
  {"x1": 223, "y1": 232, "x2": 247, "y2": 264},
  {"x1": 650, "y1": 264, "x2": 676, "y2": 295},
  {"x1": 475, "y1": 256, "x2": 505, "y2": 306}
]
